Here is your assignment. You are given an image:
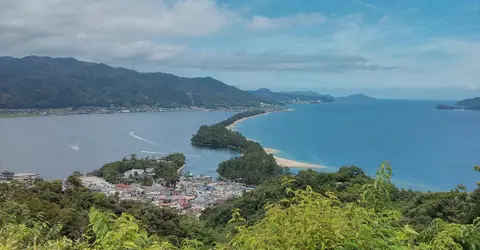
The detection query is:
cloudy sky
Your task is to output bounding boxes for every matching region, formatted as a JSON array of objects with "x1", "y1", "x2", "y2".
[{"x1": 1, "y1": 0, "x2": 479, "y2": 99}]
